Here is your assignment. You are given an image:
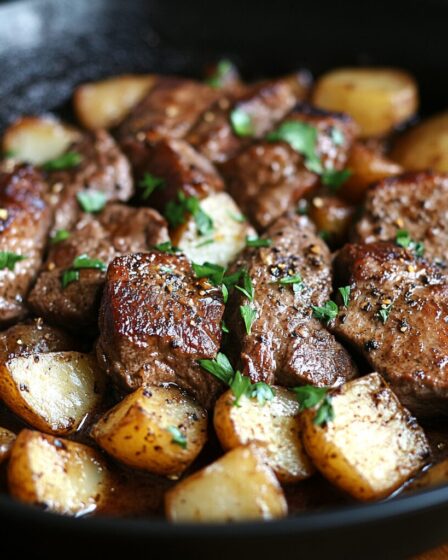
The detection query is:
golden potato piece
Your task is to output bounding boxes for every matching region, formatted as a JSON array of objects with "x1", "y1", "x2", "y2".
[
  {"x1": 301, "y1": 373, "x2": 430, "y2": 501},
  {"x1": 0, "y1": 427, "x2": 16, "y2": 463},
  {"x1": 165, "y1": 445, "x2": 287, "y2": 522},
  {"x1": 171, "y1": 192, "x2": 255, "y2": 267},
  {"x1": 0, "y1": 352, "x2": 106, "y2": 435},
  {"x1": 8, "y1": 429, "x2": 113, "y2": 515},
  {"x1": 408, "y1": 458, "x2": 448, "y2": 492},
  {"x1": 308, "y1": 194, "x2": 356, "y2": 247},
  {"x1": 391, "y1": 111, "x2": 448, "y2": 172},
  {"x1": 74, "y1": 74, "x2": 156, "y2": 130},
  {"x1": 214, "y1": 387, "x2": 313, "y2": 483},
  {"x1": 312, "y1": 68, "x2": 418, "y2": 137},
  {"x1": 92, "y1": 385, "x2": 207, "y2": 478},
  {"x1": 2, "y1": 116, "x2": 80, "y2": 164},
  {"x1": 341, "y1": 142, "x2": 403, "y2": 203}
]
